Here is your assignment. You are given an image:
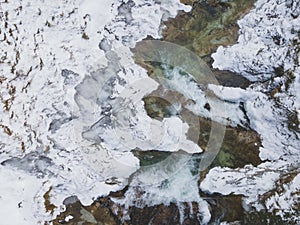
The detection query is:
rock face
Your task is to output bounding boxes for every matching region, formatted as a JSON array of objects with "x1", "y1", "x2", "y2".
[
  {"x1": 163, "y1": 0, "x2": 256, "y2": 87},
  {"x1": 52, "y1": 197, "x2": 118, "y2": 225},
  {"x1": 52, "y1": 196, "x2": 201, "y2": 225},
  {"x1": 52, "y1": 192, "x2": 296, "y2": 225},
  {"x1": 52, "y1": 0, "x2": 300, "y2": 224},
  {"x1": 163, "y1": 0, "x2": 256, "y2": 57},
  {"x1": 52, "y1": 1, "x2": 265, "y2": 224},
  {"x1": 143, "y1": 95, "x2": 262, "y2": 169},
  {"x1": 4, "y1": 0, "x2": 299, "y2": 224},
  {"x1": 200, "y1": 118, "x2": 262, "y2": 169}
]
